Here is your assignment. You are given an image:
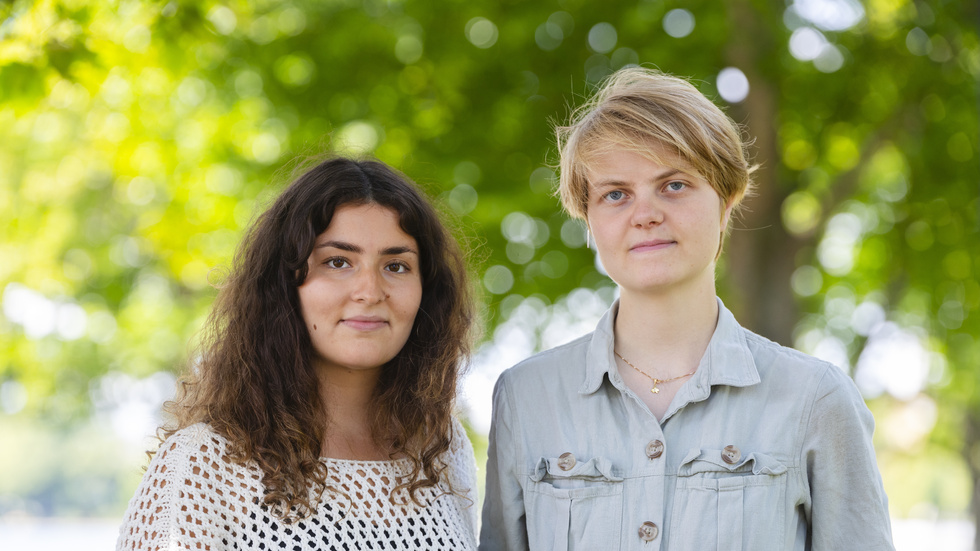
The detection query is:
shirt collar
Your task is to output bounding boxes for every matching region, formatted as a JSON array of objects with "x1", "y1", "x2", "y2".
[{"x1": 579, "y1": 297, "x2": 760, "y2": 395}]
